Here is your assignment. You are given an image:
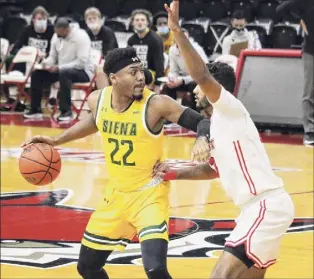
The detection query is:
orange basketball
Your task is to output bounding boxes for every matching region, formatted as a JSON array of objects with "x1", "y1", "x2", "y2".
[{"x1": 19, "y1": 143, "x2": 62, "y2": 186}]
